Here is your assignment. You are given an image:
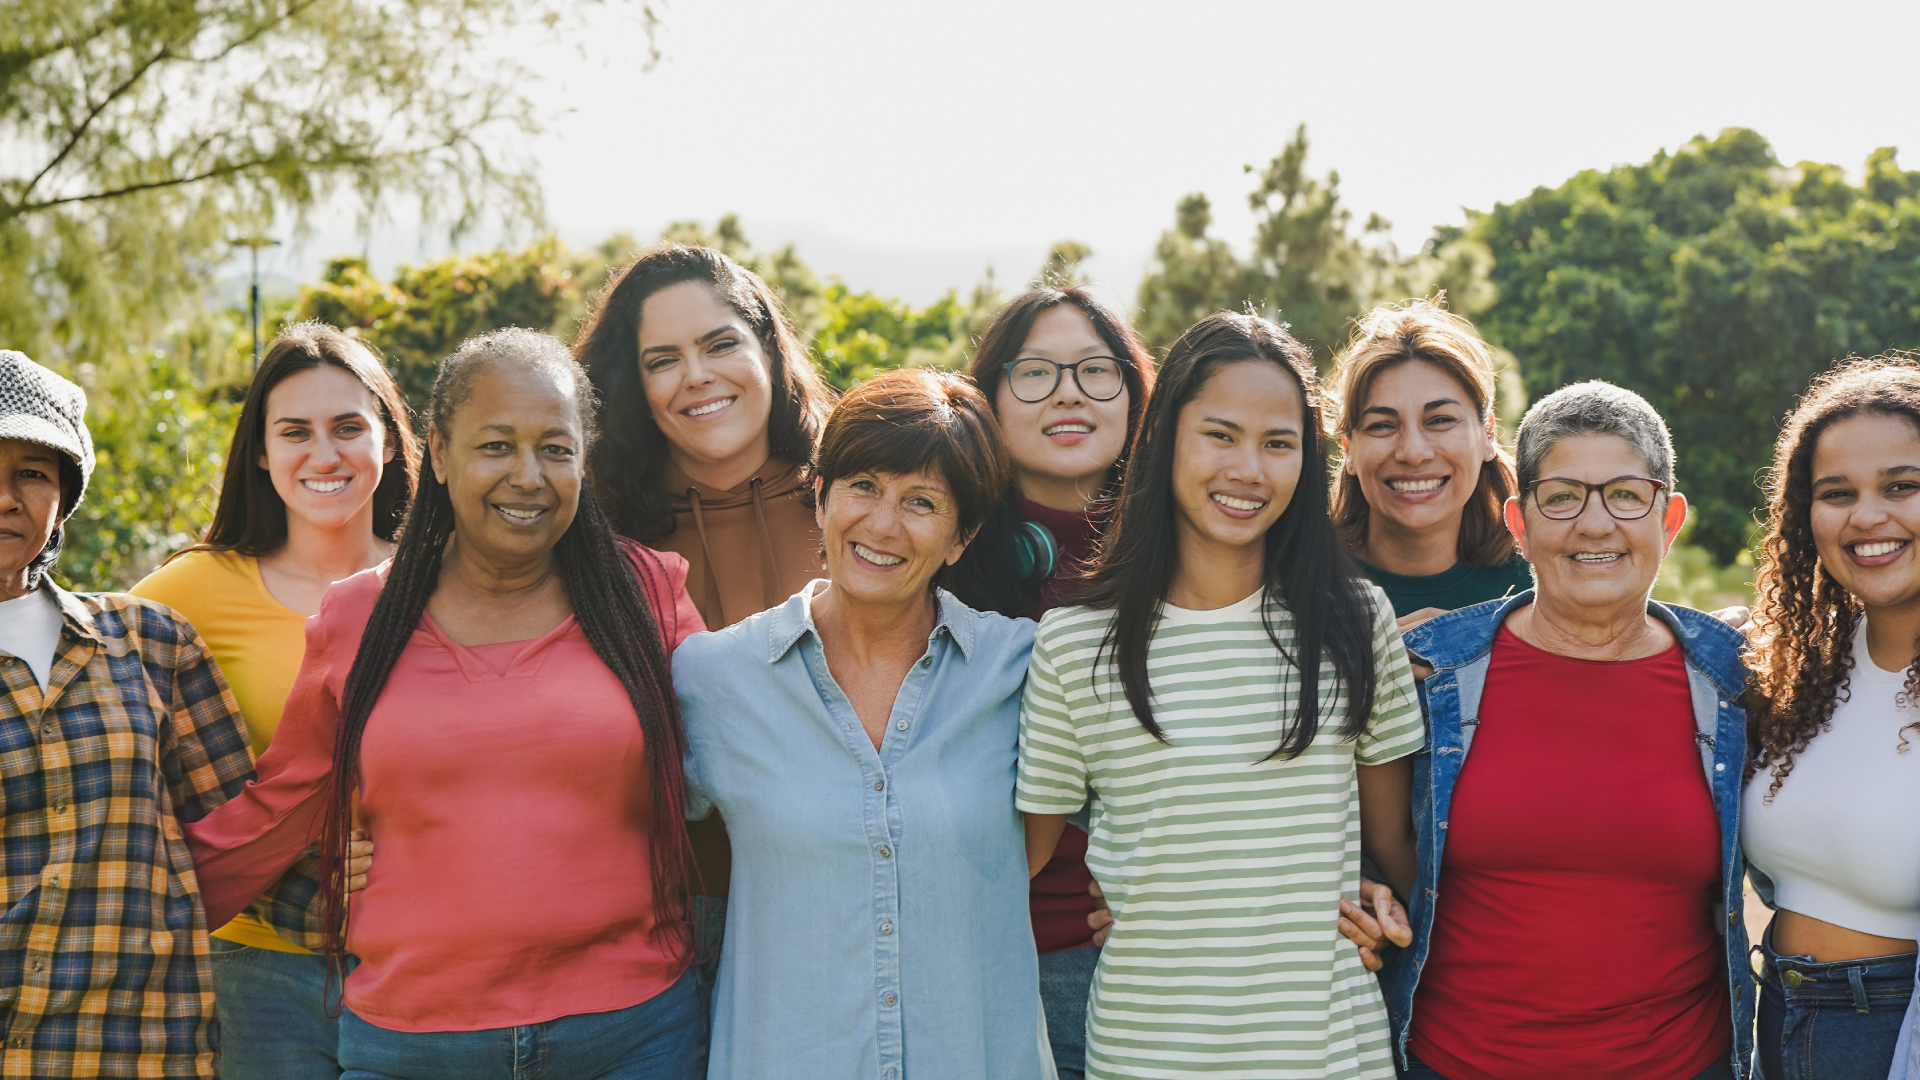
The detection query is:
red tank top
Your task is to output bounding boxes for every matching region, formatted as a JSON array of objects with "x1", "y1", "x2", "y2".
[{"x1": 1409, "y1": 625, "x2": 1729, "y2": 1080}]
